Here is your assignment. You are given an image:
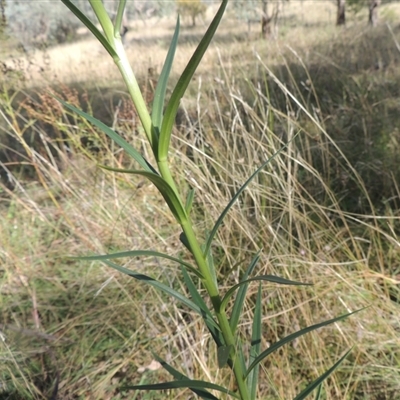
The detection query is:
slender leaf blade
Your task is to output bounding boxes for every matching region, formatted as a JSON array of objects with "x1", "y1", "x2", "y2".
[
  {"x1": 180, "y1": 231, "x2": 192, "y2": 252},
  {"x1": 103, "y1": 260, "x2": 220, "y2": 330},
  {"x1": 71, "y1": 250, "x2": 201, "y2": 279},
  {"x1": 114, "y1": 0, "x2": 127, "y2": 36},
  {"x1": 217, "y1": 345, "x2": 232, "y2": 369},
  {"x1": 236, "y1": 336, "x2": 247, "y2": 380},
  {"x1": 181, "y1": 266, "x2": 223, "y2": 346},
  {"x1": 158, "y1": 0, "x2": 228, "y2": 160},
  {"x1": 222, "y1": 275, "x2": 310, "y2": 312},
  {"x1": 122, "y1": 379, "x2": 239, "y2": 398},
  {"x1": 293, "y1": 349, "x2": 352, "y2": 400},
  {"x1": 245, "y1": 310, "x2": 363, "y2": 377},
  {"x1": 185, "y1": 188, "x2": 195, "y2": 214},
  {"x1": 248, "y1": 284, "x2": 262, "y2": 400},
  {"x1": 230, "y1": 251, "x2": 258, "y2": 333},
  {"x1": 204, "y1": 134, "x2": 298, "y2": 256},
  {"x1": 60, "y1": 0, "x2": 117, "y2": 58},
  {"x1": 57, "y1": 98, "x2": 153, "y2": 172},
  {"x1": 152, "y1": 17, "x2": 180, "y2": 139},
  {"x1": 314, "y1": 384, "x2": 322, "y2": 400},
  {"x1": 205, "y1": 241, "x2": 218, "y2": 288},
  {"x1": 154, "y1": 355, "x2": 220, "y2": 400},
  {"x1": 100, "y1": 166, "x2": 188, "y2": 223}
]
